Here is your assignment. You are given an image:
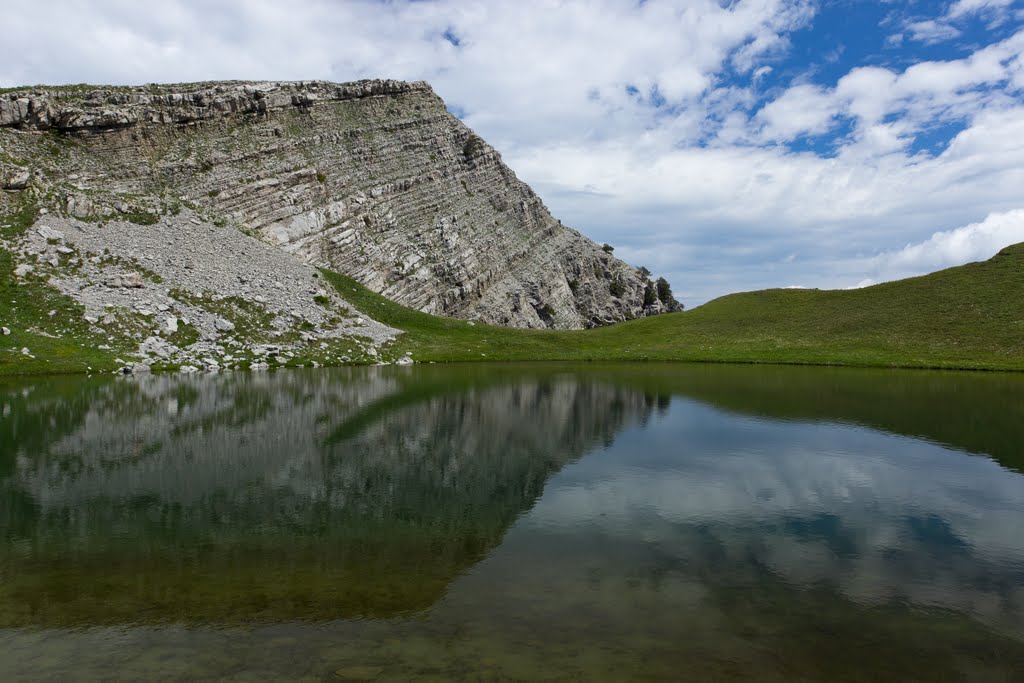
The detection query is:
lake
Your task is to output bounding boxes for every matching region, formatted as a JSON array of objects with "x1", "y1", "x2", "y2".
[{"x1": 1, "y1": 363, "x2": 1023, "y2": 681}]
